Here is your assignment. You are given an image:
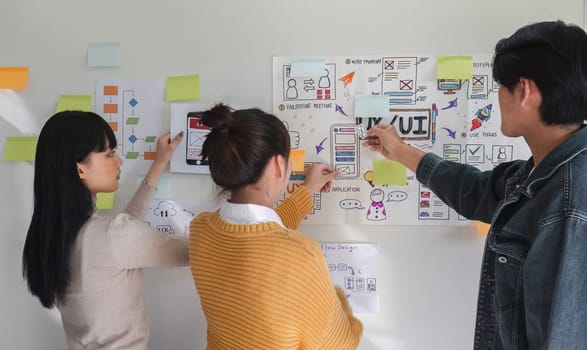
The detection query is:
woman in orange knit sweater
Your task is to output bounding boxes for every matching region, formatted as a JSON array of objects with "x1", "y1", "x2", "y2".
[{"x1": 189, "y1": 104, "x2": 363, "y2": 349}]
